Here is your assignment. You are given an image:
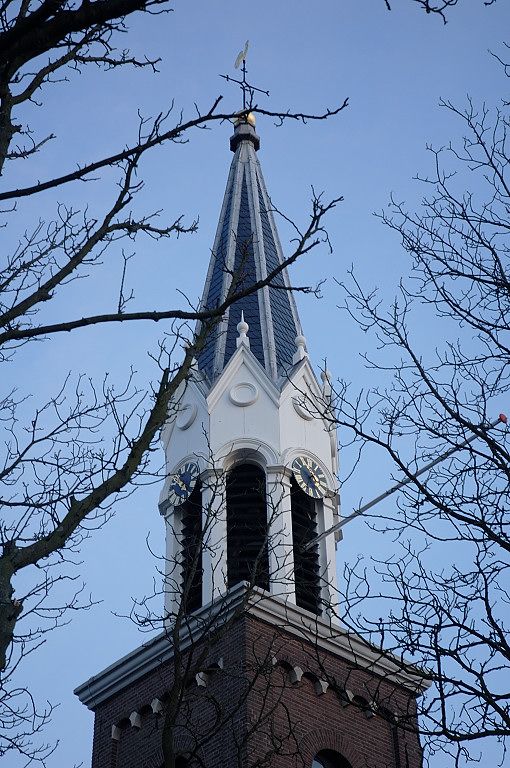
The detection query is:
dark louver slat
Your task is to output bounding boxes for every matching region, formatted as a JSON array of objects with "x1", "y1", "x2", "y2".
[
  {"x1": 291, "y1": 479, "x2": 321, "y2": 615},
  {"x1": 180, "y1": 483, "x2": 203, "y2": 613},
  {"x1": 226, "y1": 464, "x2": 269, "y2": 591}
]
